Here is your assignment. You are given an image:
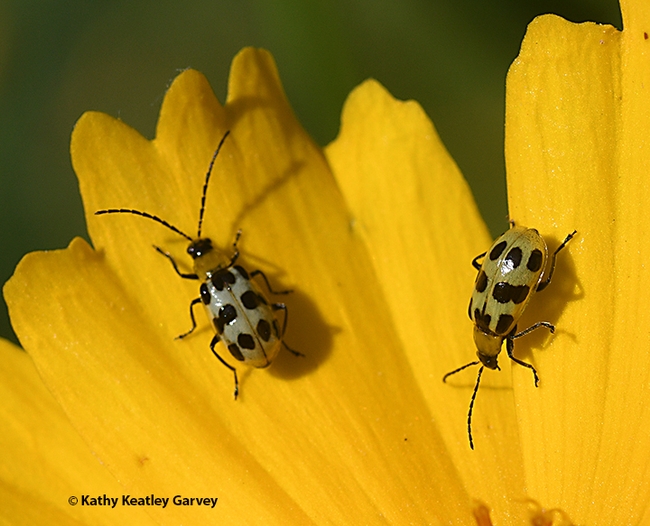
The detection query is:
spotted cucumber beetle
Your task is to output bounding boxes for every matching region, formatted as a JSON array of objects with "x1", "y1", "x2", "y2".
[
  {"x1": 96, "y1": 130, "x2": 303, "y2": 399},
  {"x1": 443, "y1": 224, "x2": 576, "y2": 449}
]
